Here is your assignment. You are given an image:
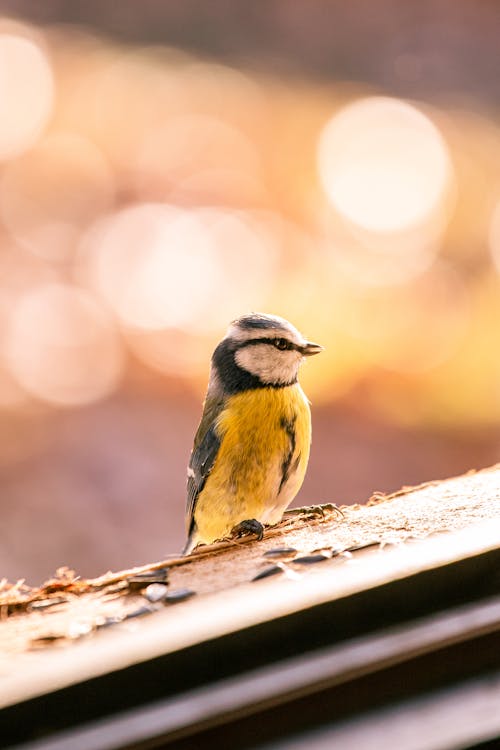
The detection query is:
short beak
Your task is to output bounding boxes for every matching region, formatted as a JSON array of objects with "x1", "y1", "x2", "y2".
[{"x1": 301, "y1": 341, "x2": 324, "y2": 357}]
